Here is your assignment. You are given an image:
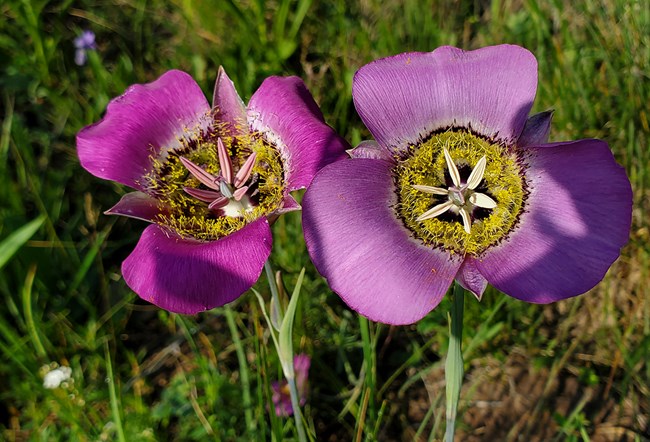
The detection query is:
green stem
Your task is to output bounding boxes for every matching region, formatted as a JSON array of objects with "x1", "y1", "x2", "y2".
[
  {"x1": 104, "y1": 342, "x2": 126, "y2": 442},
  {"x1": 444, "y1": 283, "x2": 465, "y2": 442},
  {"x1": 22, "y1": 265, "x2": 46, "y2": 358},
  {"x1": 261, "y1": 260, "x2": 306, "y2": 441},
  {"x1": 224, "y1": 306, "x2": 255, "y2": 435},
  {"x1": 287, "y1": 372, "x2": 307, "y2": 442},
  {"x1": 264, "y1": 260, "x2": 283, "y2": 327},
  {"x1": 358, "y1": 316, "x2": 376, "y2": 426}
]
